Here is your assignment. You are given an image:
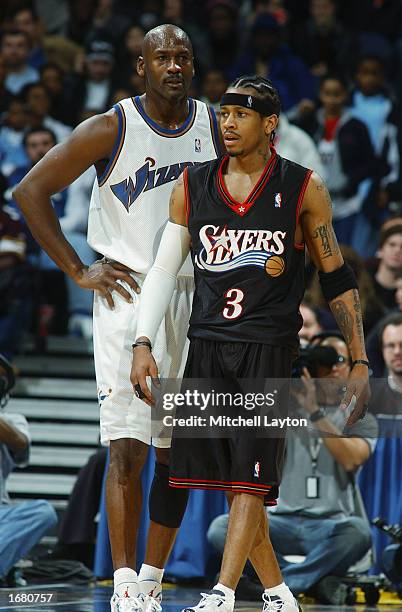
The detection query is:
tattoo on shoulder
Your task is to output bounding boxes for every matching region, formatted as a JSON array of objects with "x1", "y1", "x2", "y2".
[
  {"x1": 316, "y1": 180, "x2": 332, "y2": 209},
  {"x1": 331, "y1": 299, "x2": 354, "y2": 345}
]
